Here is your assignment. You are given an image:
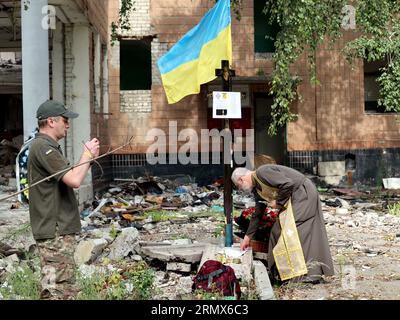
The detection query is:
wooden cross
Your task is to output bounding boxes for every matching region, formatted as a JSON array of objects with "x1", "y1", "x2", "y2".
[{"x1": 215, "y1": 60, "x2": 235, "y2": 247}]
